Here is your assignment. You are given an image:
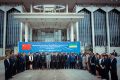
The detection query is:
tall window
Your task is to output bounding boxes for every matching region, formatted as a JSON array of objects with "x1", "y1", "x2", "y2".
[
  {"x1": 0, "y1": 10, "x2": 4, "y2": 48},
  {"x1": 78, "y1": 9, "x2": 92, "y2": 46},
  {"x1": 6, "y1": 8, "x2": 20, "y2": 48},
  {"x1": 94, "y1": 9, "x2": 107, "y2": 46},
  {"x1": 109, "y1": 9, "x2": 120, "y2": 47}
]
